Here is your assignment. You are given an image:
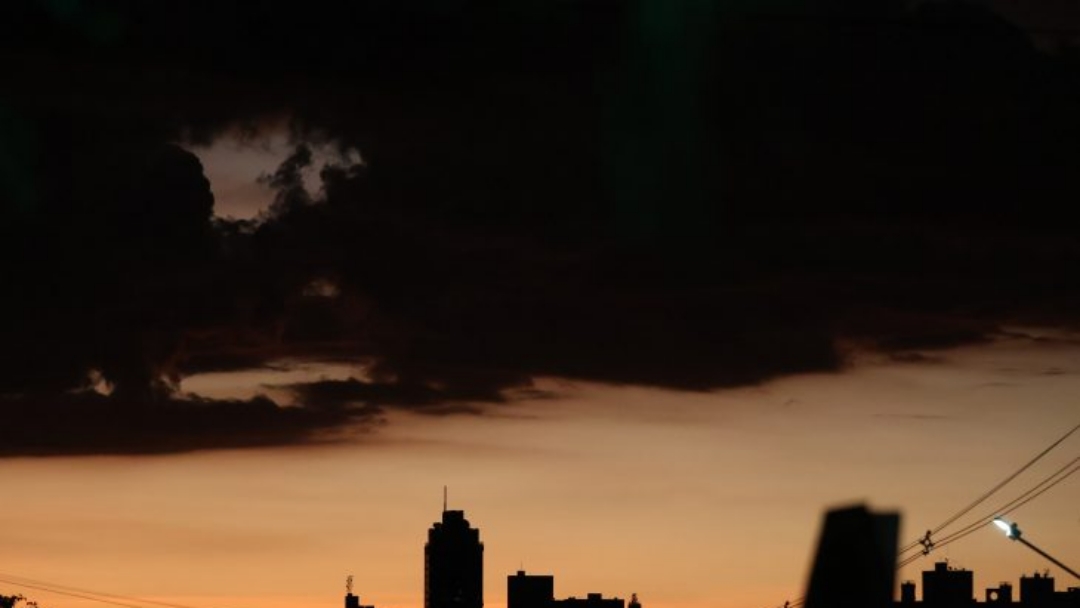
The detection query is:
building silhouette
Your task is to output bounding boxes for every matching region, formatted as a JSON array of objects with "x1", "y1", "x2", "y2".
[
  {"x1": 425, "y1": 509, "x2": 484, "y2": 608},
  {"x1": 1018, "y1": 572, "x2": 1077, "y2": 608},
  {"x1": 985, "y1": 582, "x2": 1014, "y2": 605},
  {"x1": 345, "y1": 501, "x2": 638, "y2": 608},
  {"x1": 345, "y1": 592, "x2": 375, "y2": 608},
  {"x1": 897, "y1": 563, "x2": 1079, "y2": 608},
  {"x1": 805, "y1": 505, "x2": 899, "y2": 608},
  {"x1": 557, "y1": 593, "x2": 624, "y2": 608},
  {"x1": 509, "y1": 571, "x2": 555, "y2": 608},
  {"x1": 923, "y1": 562, "x2": 975, "y2": 608},
  {"x1": 507, "y1": 570, "x2": 628, "y2": 608}
]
